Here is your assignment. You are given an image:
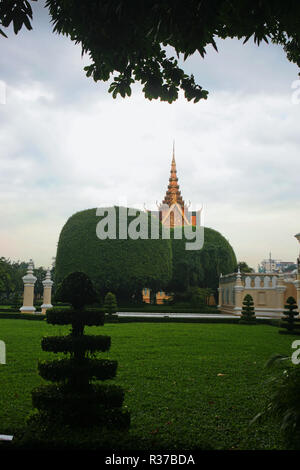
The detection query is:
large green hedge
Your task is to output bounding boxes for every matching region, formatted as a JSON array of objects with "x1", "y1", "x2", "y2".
[
  {"x1": 55, "y1": 207, "x2": 172, "y2": 301},
  {"x1": 55, "y1": 208, "x2": 236, "y2": 300},
  {"x1": 168, "y1": 226, "x2": 237, "y2": 293}
]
